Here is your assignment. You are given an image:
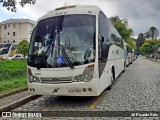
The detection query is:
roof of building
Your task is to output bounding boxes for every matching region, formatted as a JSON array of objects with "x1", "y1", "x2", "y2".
[{"x1": 0, "y1": 19, "x2": 36, "y2": 25}]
